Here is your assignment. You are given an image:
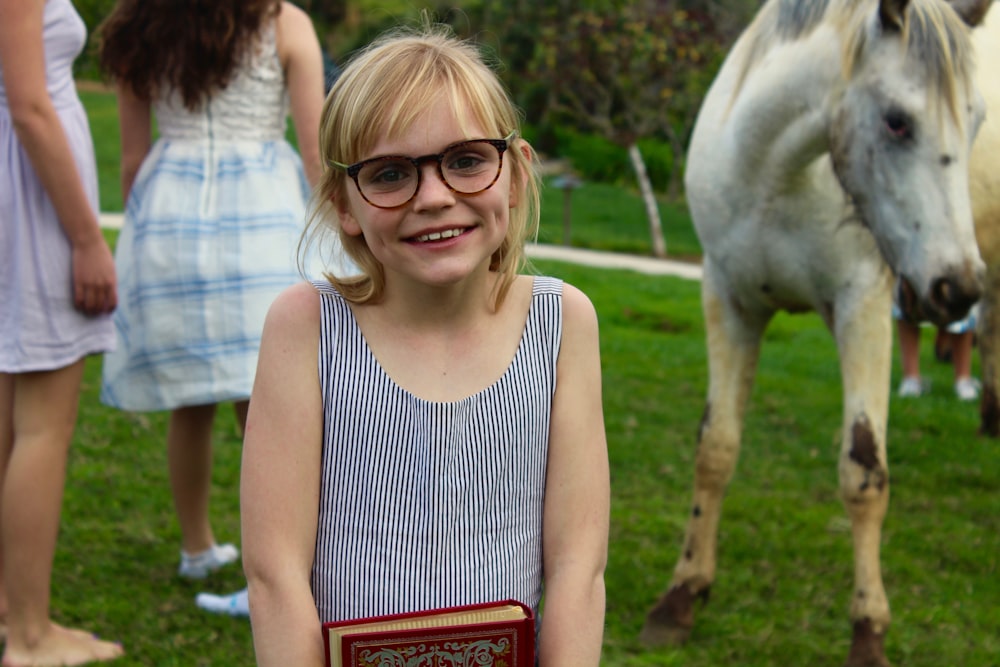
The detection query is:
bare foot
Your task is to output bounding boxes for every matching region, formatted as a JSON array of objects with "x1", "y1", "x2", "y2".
[{"x1": 1, "y1": 622, "x2": 123, "y2": 666}]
